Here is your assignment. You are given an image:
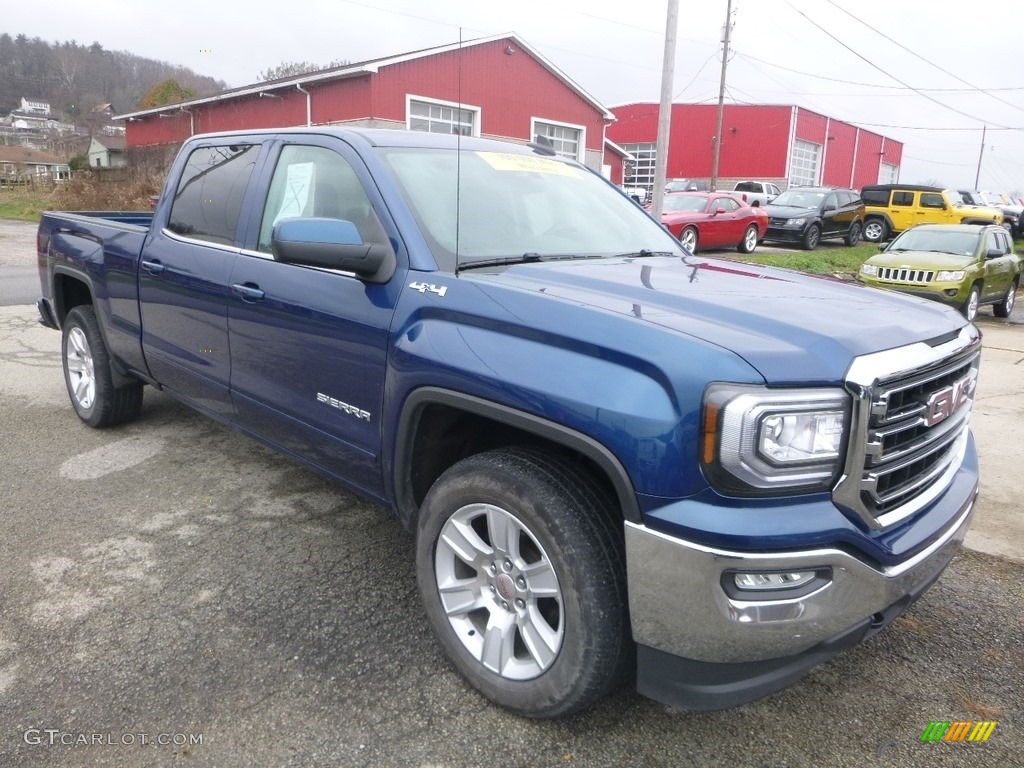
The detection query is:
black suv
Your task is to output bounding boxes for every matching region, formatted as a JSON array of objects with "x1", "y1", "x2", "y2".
[{"x1": 762, "y1": 186, "x2": 865, "y2": 250}]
